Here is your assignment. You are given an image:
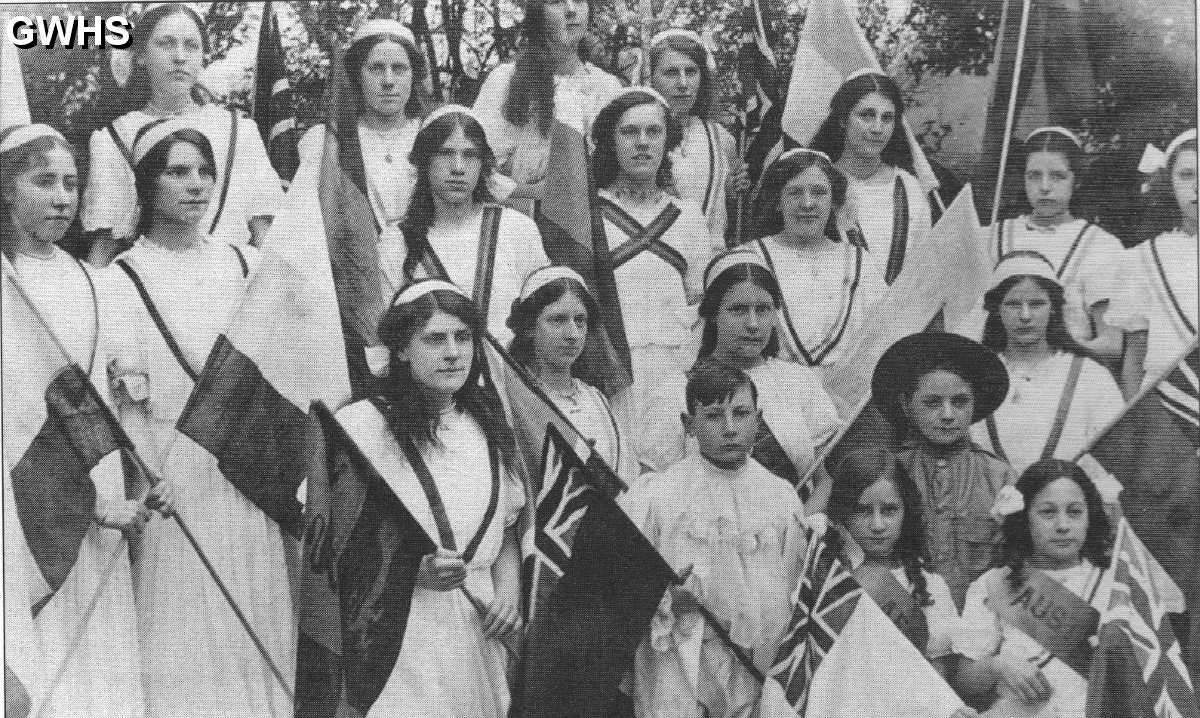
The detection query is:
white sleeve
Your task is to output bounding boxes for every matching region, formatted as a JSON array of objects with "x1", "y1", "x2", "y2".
[
  {"x1": 953, "y1": 573, "x2": 1002, "y2": 660},
  {"x1": 1103, "y1": 245, "x2": 1152, "y2": 332},
  {"x1": 81, "y1": 127, "x2": 138, "y2": 237},
  {"x1": 473, "y1": 64, "x2": 519, "y2": 173},
  {"x1": 1080, "y1": 360, "x2": 1125, "y2": 442},
  {"x1": 489, "y1": 210, "x2": 549, "y2": 342},
  {"x1": 922, "y1": 571, "x2": 960, "y2": 660},
  {"x1": 1078, "y1": 229, "x2": 1127, "y2": 308}
]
